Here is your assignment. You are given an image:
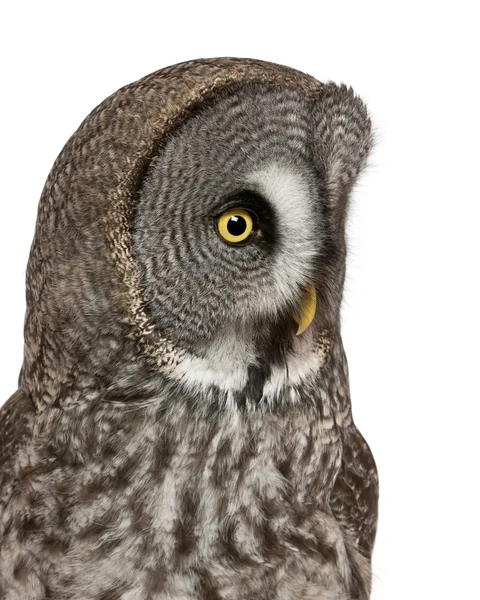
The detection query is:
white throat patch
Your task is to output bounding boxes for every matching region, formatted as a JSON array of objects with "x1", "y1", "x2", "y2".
[{"x1": 170, "y1": 326, "x2": 332, "y2": 406}]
